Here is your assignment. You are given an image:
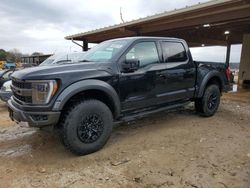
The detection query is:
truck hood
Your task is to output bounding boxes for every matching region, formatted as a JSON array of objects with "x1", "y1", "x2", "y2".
[{"x1": 11, "y1": 62, "x2": 113, "y2": 81}]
